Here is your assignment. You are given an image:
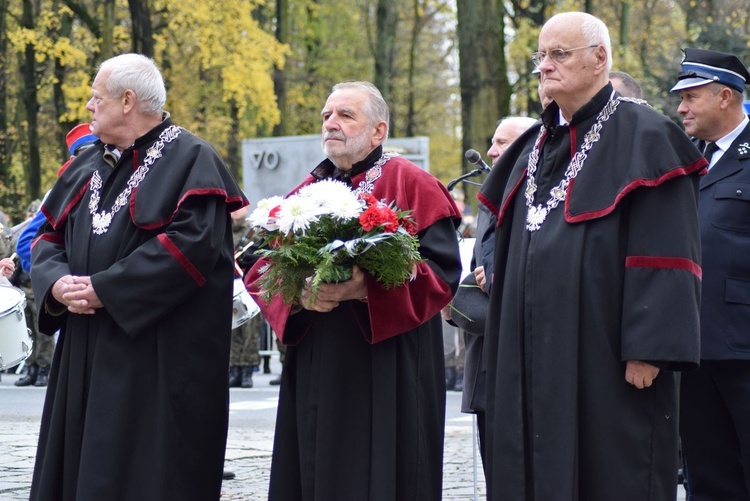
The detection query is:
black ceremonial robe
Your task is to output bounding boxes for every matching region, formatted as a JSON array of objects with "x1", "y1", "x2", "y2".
[
  {"x1": 29, "y1": 115, "x2": 246, "y2": 501},
  {"x1": 478, "y1": 85, "x2": 706, "y2": 501},
  {"x1": 246, "y1": 146, "x2": 463, "y2": 501}
]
